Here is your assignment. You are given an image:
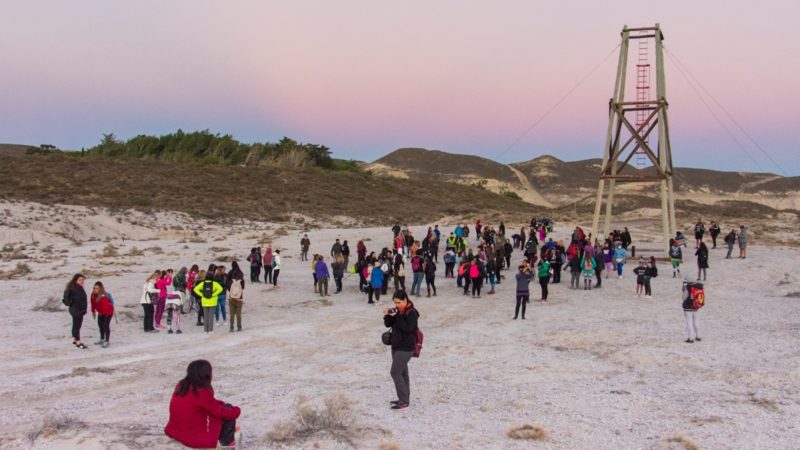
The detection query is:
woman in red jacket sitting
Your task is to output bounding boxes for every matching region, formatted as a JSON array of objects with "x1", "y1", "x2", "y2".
[{"x1": 165, "y1": 360, "x2": 241, "y2": 448}]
